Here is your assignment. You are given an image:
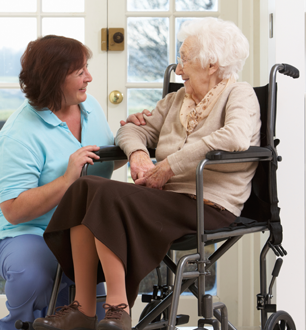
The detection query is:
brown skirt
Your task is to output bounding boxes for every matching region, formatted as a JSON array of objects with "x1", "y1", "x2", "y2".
[{"x1": 44, "y1": 176, "x2": 236, "y2": 307}]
